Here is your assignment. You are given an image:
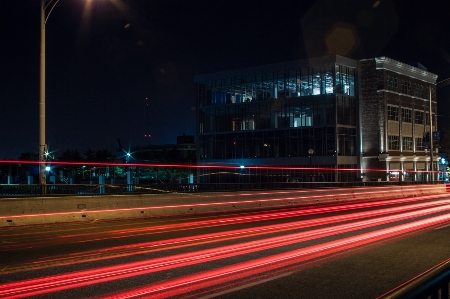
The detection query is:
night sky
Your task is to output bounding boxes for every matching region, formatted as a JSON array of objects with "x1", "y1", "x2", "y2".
[{"x1": 1, "y1": 0, "x2": 449, "y2": 159}]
